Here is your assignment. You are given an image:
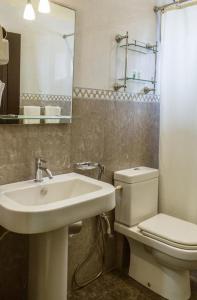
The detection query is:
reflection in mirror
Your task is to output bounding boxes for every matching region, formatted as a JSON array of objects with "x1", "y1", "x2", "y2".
[{"x1": 0, "y1": 0, "x2": 75, "y2": 124}]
